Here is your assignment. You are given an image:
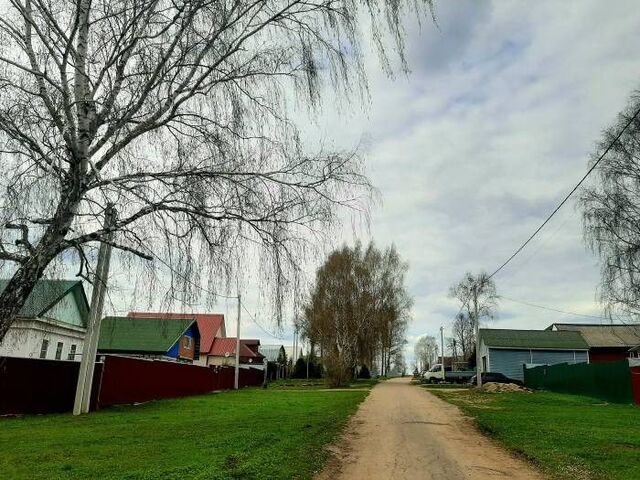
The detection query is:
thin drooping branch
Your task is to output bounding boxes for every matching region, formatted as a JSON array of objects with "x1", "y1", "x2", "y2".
[{"x1": 0, "y1": 0, "x2": 434, "y2": 339}]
